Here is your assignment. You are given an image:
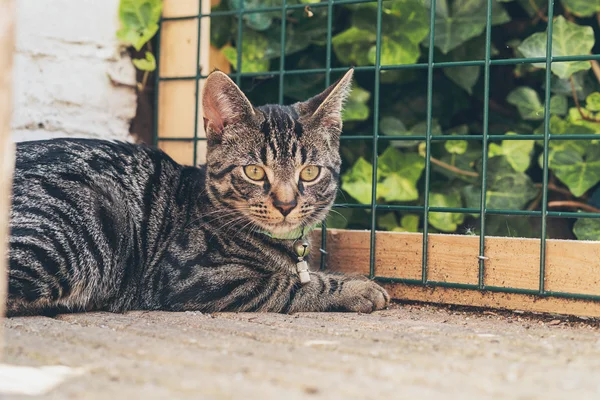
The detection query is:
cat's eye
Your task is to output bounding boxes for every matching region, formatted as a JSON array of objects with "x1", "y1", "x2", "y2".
[
  {"x1": 299, "y1": 165, "x2": 321, "y2": 182},
  {"x1": 244, "y1": 165, "x2": 266, "y2": 181}
]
